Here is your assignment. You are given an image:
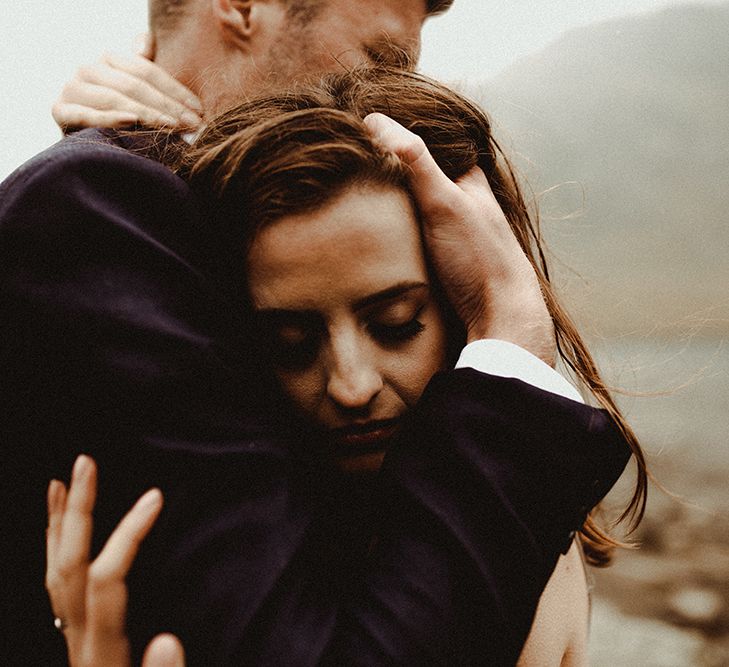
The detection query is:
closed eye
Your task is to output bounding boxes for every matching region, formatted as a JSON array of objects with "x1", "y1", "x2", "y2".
[
  {"x1": 363, "y1": 43, "x2": 413, "y2": 69},
  {"x1": 369, "y1": 319, "x2": 425, "y2": 343},
  {"x1": 368, "y1": 305, "x2": 426, "y2": 344},
  {"x1": 254, "y1": 310, "x2": 323, "y2": 371}
]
